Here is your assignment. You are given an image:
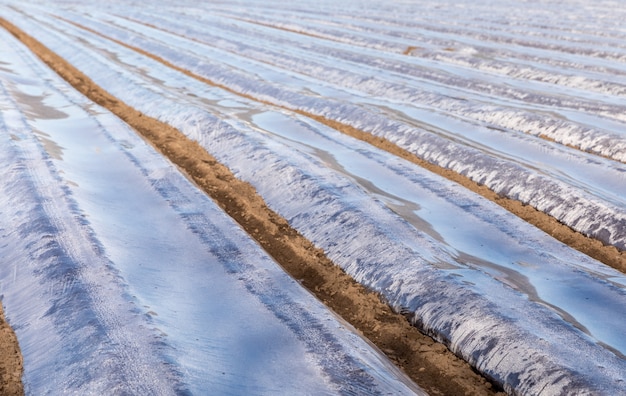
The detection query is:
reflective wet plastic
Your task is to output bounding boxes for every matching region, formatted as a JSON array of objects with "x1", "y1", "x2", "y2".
[
  {"x1": 0, "y1": 25, "x2": 423, "y2": 395},
  {"x1": 3, "y1": 0, "x2": 626, "y2": 394}
]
